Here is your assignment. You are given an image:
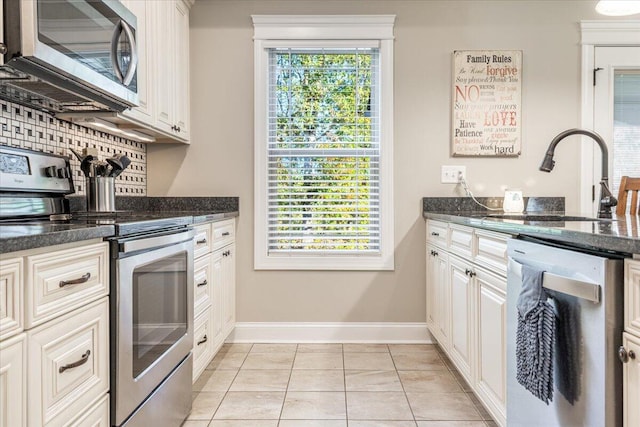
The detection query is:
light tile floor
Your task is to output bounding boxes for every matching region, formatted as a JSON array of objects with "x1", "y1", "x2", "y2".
[{"x1": 186, "y1": 343, "x2": 499, "y2": 427}]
